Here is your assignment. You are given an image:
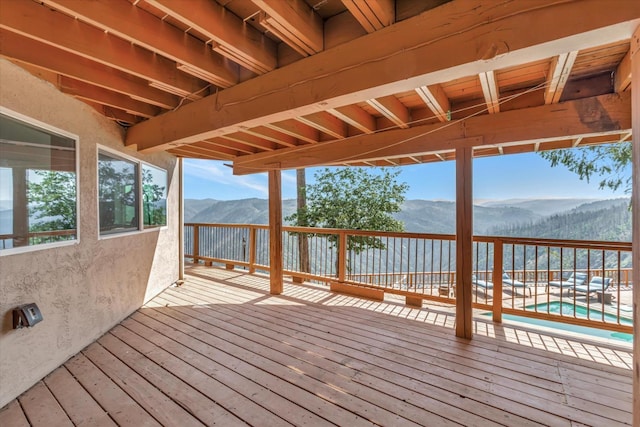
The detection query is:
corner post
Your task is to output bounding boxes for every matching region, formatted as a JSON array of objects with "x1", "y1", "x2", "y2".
[
  {"x1": 269, "y1": 170, "x2": 283, "y2": 294},
  {"x1": 193, "y1": 224, "x2": 200, "y2": 264},
  {"x1": 338, "y1": 231, "x2": 347, "y2": 282},
  {"x1": 630, "y1": 24, "x2": 639, "y2": 427},
  {"x1": 455, "y1": 147, "x2": 473, "y2": 339},
  {"x1": 249, "y1": 226, "x2": 257, "y2": 274}
]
